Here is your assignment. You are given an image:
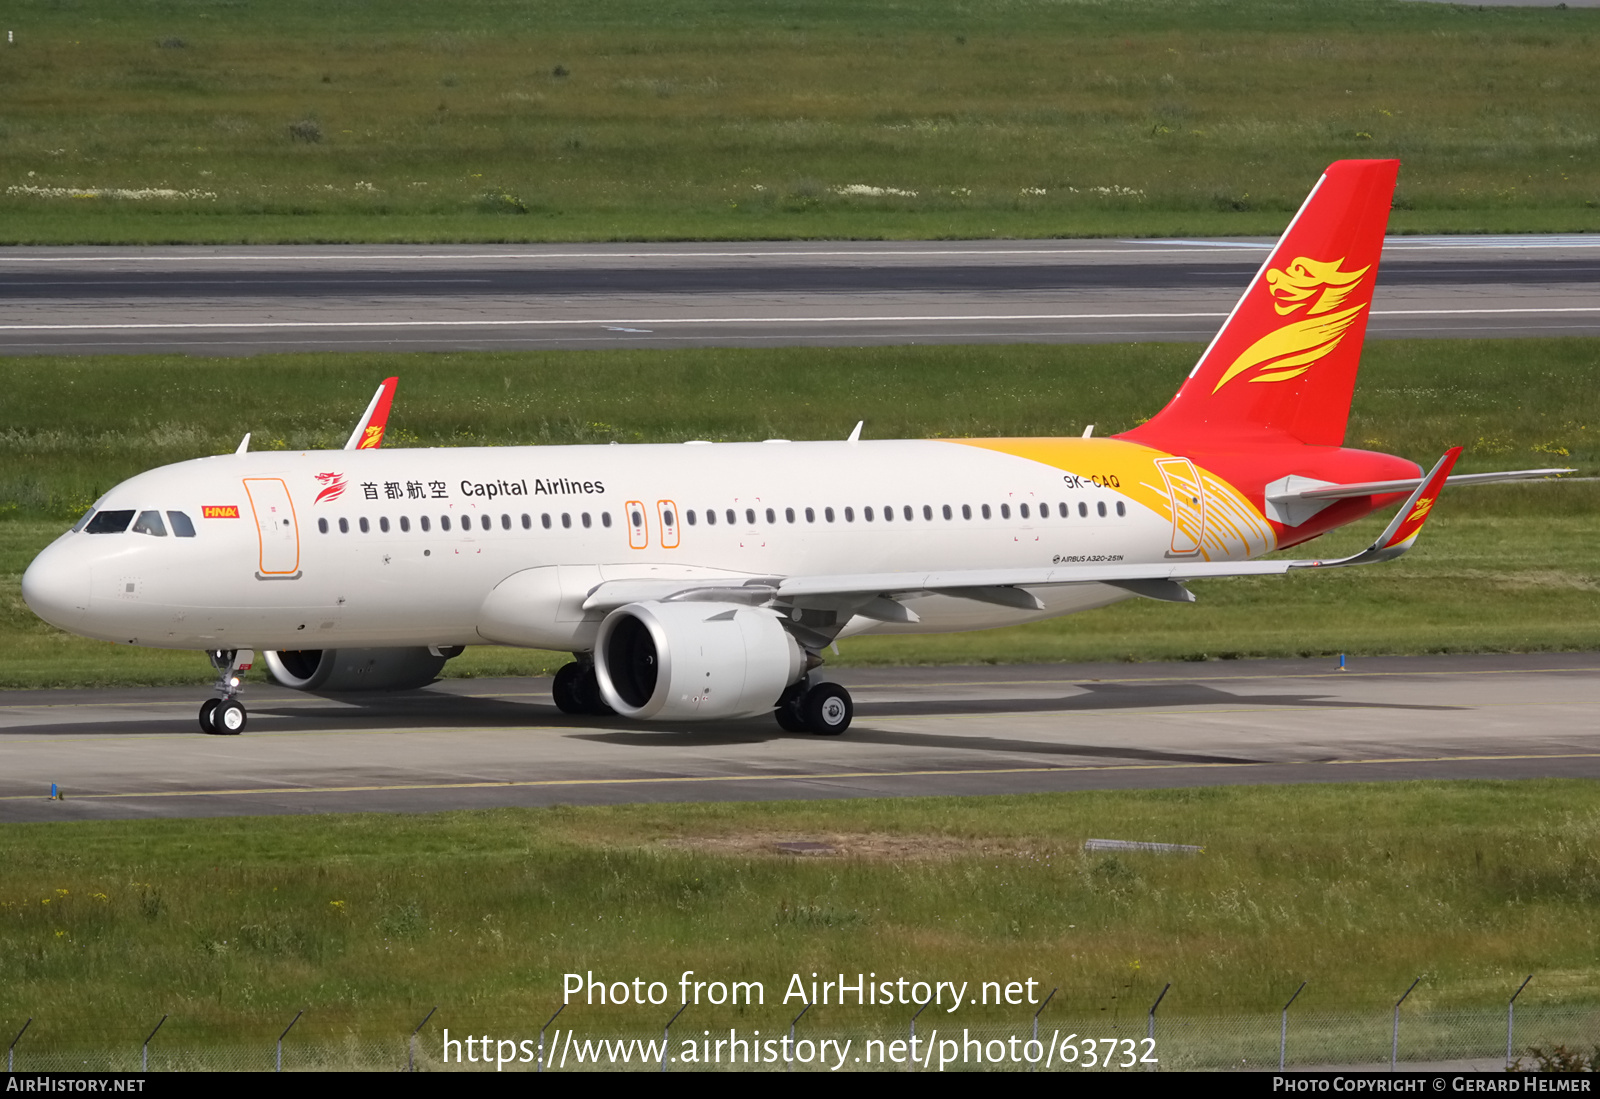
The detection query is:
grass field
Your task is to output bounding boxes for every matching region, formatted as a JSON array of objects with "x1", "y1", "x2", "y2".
[
  {"x1": 1, "y1": 337, "x2": 1594, "y2": 687},
  {"x1": 2, "y1": 782, "x2": 1597, "y2": 1046},
  {"x1": 3, "y1": 0, "x2": 1599, "y2": 243}
]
